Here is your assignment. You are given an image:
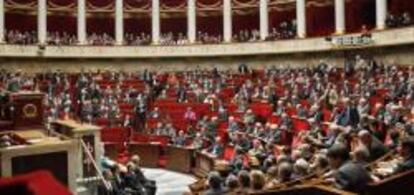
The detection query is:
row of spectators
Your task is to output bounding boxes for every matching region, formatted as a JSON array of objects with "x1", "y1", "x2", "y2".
[
  {"x1": 386, "y1": 12, "x2": 413, "y2": 28},
  {"x1": 2, "y1": 13, "x2": 411, "y2": 46}
]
